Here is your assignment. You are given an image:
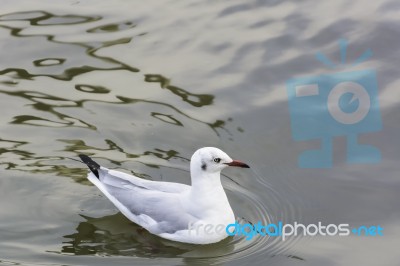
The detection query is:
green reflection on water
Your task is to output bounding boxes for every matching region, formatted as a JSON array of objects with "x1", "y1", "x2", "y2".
[
  {"x1": 87, "y1": 21, "x2": 137, "y2": 33},
  {"x1": 59, "y1": 213, "x2": 190, "y2": 257},
  {"x1": 145, "y1": 74, "x2": 214, "y2": 107},
  {"x1": 0, "y1": 8, "x2": 254, "y2": 265}
]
